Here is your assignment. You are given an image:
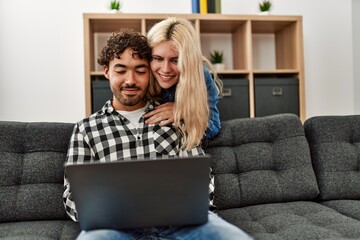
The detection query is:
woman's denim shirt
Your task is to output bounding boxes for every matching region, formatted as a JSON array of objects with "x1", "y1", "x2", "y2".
[{"x1": 160, "y1": 67, "x2": 221, "y2": 140}]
